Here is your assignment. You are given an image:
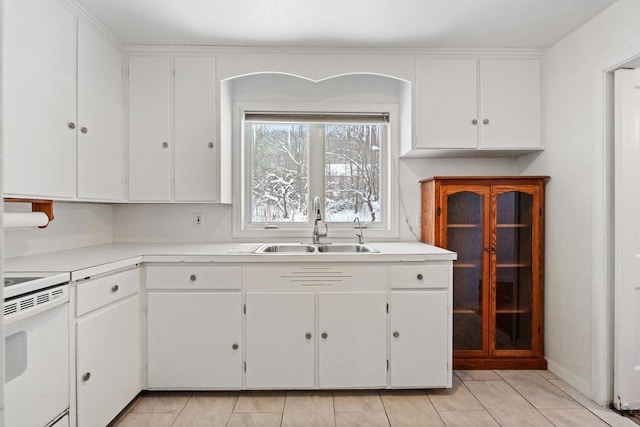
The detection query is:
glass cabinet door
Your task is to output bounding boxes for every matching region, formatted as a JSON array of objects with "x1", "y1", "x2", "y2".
[
  {"x1": 444, "y1": 188, "x2": 489, "y2": 353},
  {"x1": 493, "y1": 189, "x2": 534, "y2": 352}
]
